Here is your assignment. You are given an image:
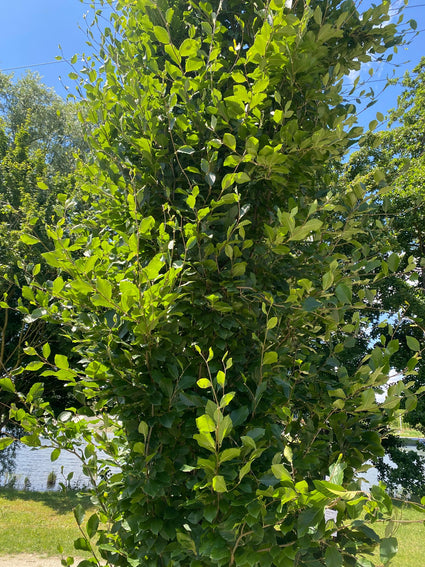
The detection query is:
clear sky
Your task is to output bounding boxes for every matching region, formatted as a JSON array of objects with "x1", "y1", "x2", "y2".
[
  {"x1": 349, "y1": 0, "x2": 425, "y2": 130},
  {"x1": 0, "y1": 0, "x2": 423, "y2": 128},
  {"x1": 0, "y1": 0, "x2": 95, "y2": 96}
]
